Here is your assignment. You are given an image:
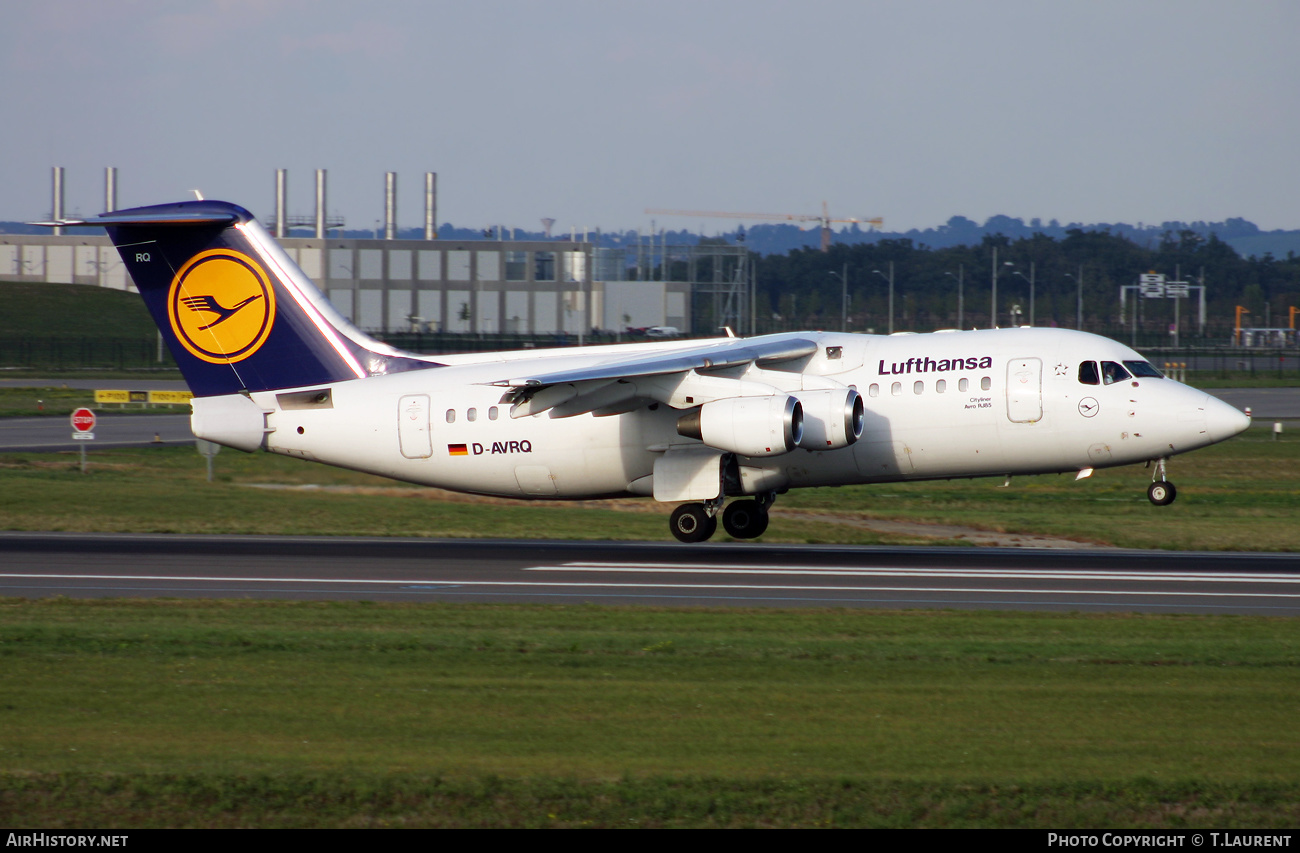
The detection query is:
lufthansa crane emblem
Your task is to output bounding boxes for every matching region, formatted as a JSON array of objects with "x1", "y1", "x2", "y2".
[{"x1": 167, "y1": 249, "x2": 276, "y2": 364}]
